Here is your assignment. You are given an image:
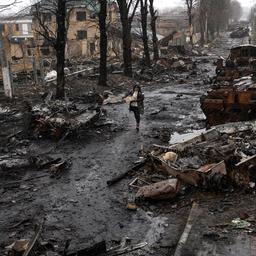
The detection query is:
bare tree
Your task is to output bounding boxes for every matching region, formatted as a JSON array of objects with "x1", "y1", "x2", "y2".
[
  {"x1": 98, "y1": 0, "x2": 107, "y2": 86},
  {"x1": 184, "y1": 0, "x2": 197, "y2": 45},
  {"x1": 198, "y1": 0, "x2": 231, "y2": 42},
  {"x1": 230, "y1": 0, "x2": 242, "y2": 22},
  {"x1": 198, "y1": 0, "x2": 207, "y2": 45},
  {"x1": 117, "y1": 0, "x2": 140, "y2": 77},
  {"x1": 33, "y1": 0, "x2": 73, "y2": 99},
  {"x1": 149, "y1": 0, "x2": 159, "y2": 60},
  {"x1": 0, "y1": 0, "x2": 20, "y2": 13},
  {"x1": 55, "y1": 0, "x2": 67, "y2": 99},
  {"x1": 140, "y1": 0, "x2": 150, "y2": 67}
]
